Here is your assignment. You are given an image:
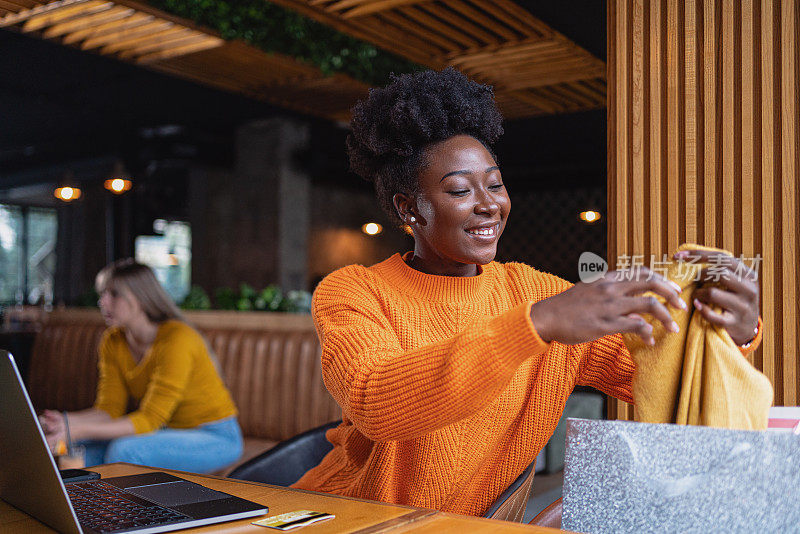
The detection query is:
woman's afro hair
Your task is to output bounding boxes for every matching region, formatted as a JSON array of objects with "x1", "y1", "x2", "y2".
[{"x1": 347, "y1": 67, "x2": 504, "y2": 224}]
